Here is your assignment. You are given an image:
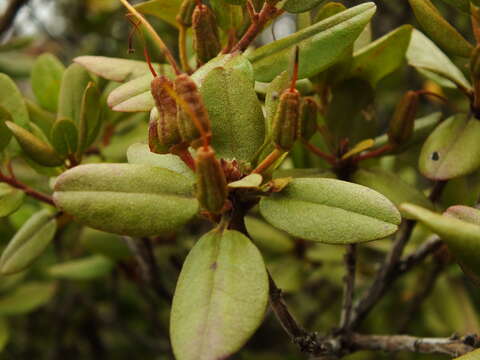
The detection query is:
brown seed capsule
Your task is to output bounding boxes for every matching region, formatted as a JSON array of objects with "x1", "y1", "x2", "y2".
[
  {"x1": 192, "y1": 3, "x2": 221, "y2": 65},
  {"x1": 387, "y1": 91, "x2": 419, "y2": 146},
  {"x1": 195, "y1": 146, "x2": 228, "y2": 214},
  {"x1": 149, "y1": 76, "x2": 181, "y2": 153},
  {"x1": 177, "y1": 0, "x2": 196, "y2": 27},
  {"x1": 299, "y1": 97, "x2": 319, "y2": 141},
  {"x1": 175, "y1": 74, "x2": 211, "y2": 147},
  {"x1": 272, "y1": 90, "x2": 301, "y2": 151}
]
